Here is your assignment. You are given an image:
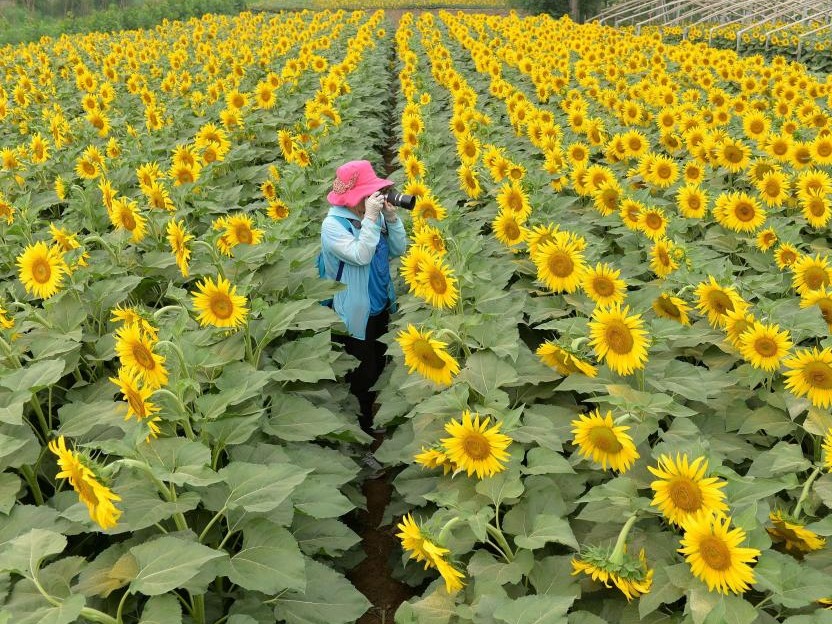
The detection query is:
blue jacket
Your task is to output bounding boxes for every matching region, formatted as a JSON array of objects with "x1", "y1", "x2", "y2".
[{"x1": 320, "y1": 205, "x2": 408, "y2": 339}]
